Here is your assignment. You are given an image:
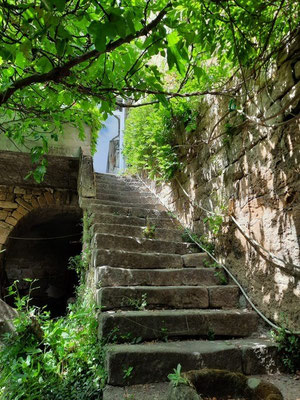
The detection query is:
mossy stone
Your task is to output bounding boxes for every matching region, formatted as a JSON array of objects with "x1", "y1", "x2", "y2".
[{"x1": 175, "y1": 369, "x2": 284, "y2": 400}]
